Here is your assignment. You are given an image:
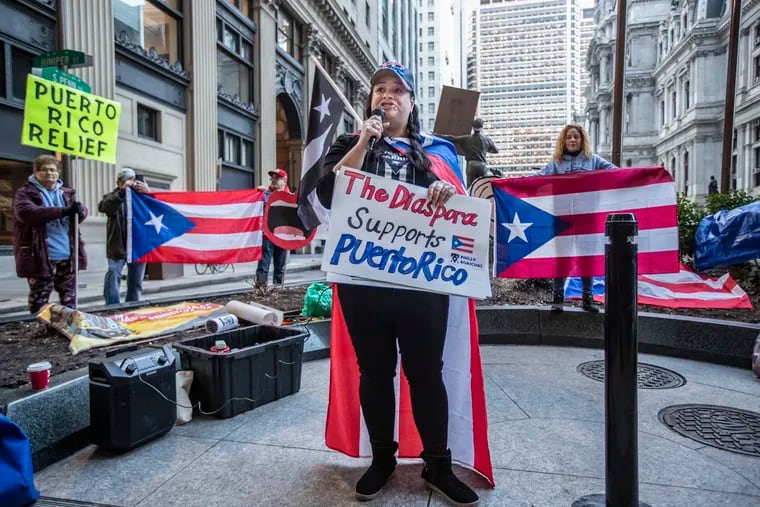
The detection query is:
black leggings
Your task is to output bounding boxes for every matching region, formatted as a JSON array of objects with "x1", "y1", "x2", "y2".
[{"x1": 337, "y1": 284, "x2": 450, "y2": 454}]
